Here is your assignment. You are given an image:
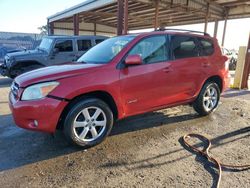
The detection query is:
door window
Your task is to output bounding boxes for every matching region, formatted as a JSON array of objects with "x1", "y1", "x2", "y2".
[
  {"x1": 54, "y1": 40, "x2": 73, "y2": 52},
  {"x1": 95, "y1": 39, "x2": 105, "y2": 45},
  {"x1": 128, "y1": 36, "x2": 168, "y2": 64},
  {"x1": 171, "y1": 35, "x2": 199, "y2": 59},
  {"x1": 77, "y1": 40, "x2": 92, "y2": 51}
]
